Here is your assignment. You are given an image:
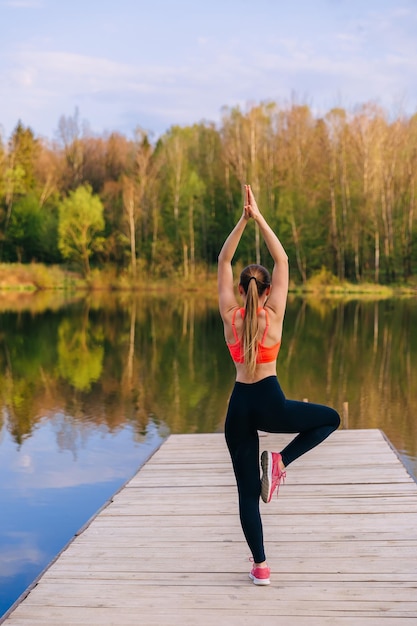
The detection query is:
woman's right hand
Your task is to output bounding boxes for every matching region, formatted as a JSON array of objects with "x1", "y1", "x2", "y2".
[
  {"x1": 246, "y1": 185, "x2": 262, "y2": 220},
  {"x1": 243, "y1": 185, "x2": 251, "y2": 220}
]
